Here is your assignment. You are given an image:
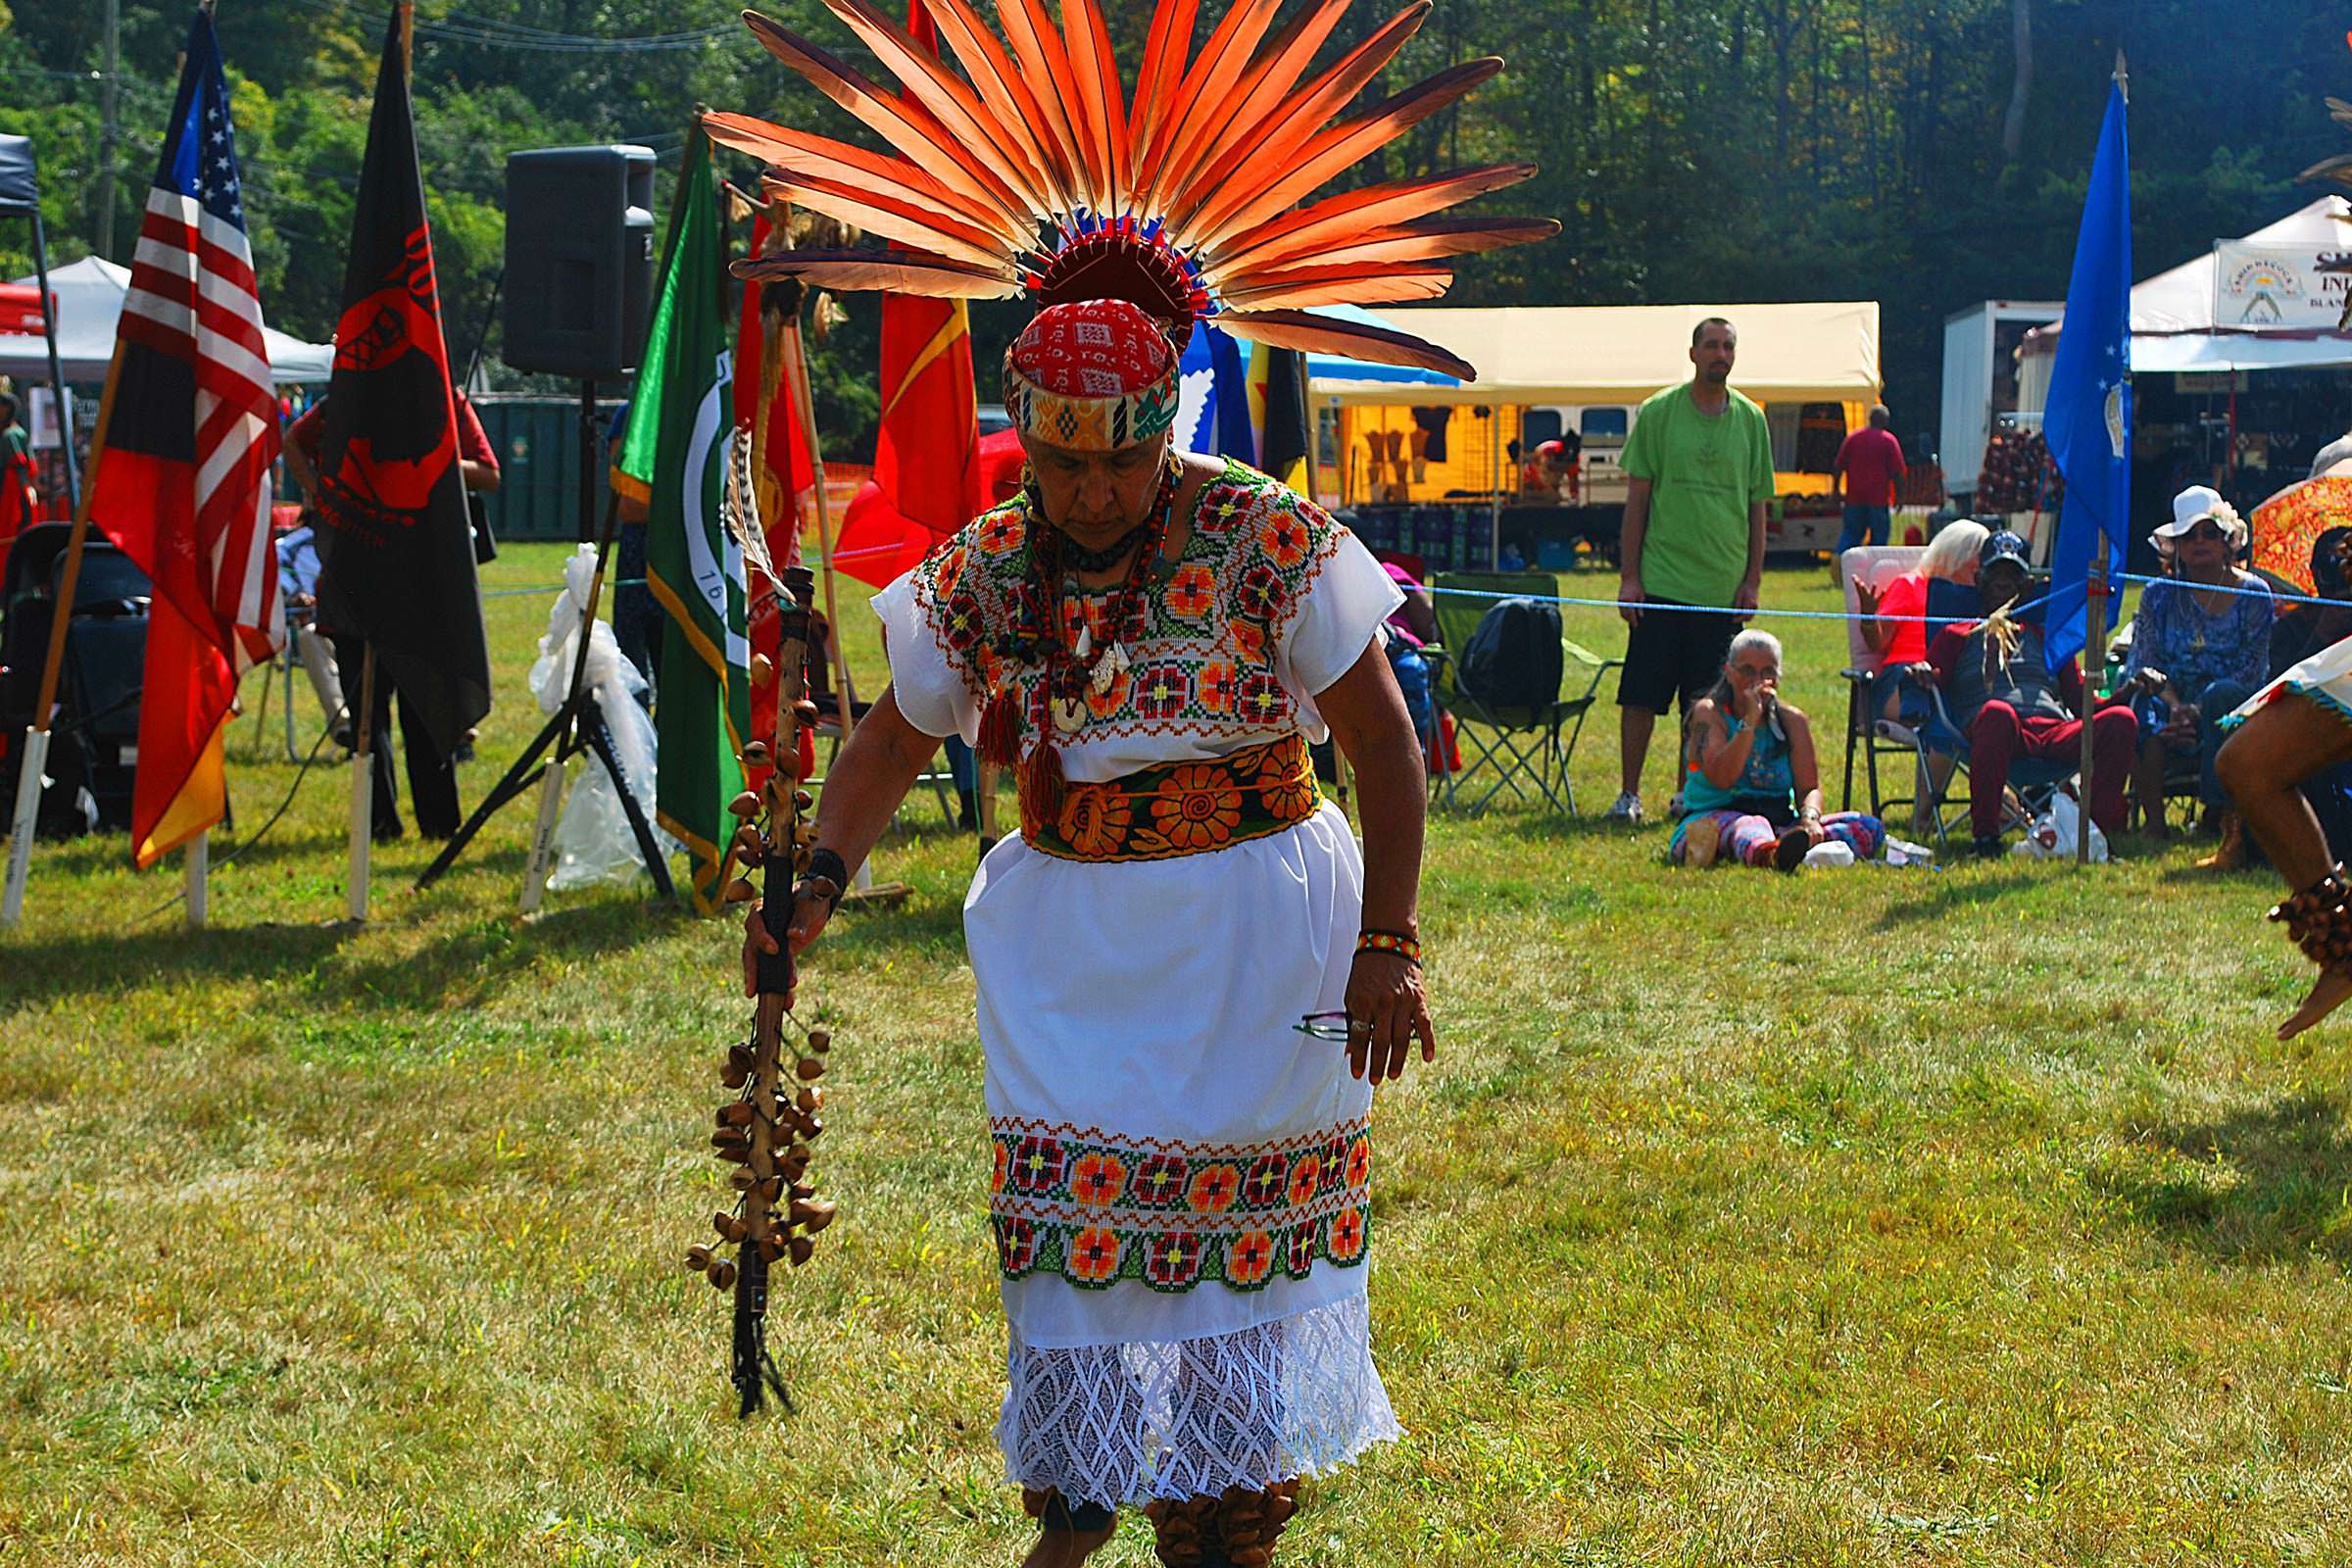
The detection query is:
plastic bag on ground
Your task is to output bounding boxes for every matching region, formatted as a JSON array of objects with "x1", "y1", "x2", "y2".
[
  {"x1": 1801, "y1": 840, "x2": 1857, "y2": 869},
  {"x1": 528, "y1": 546, "x2": 679, "y2": 890},
  {"x1": 2012, "y1": 791, "x2": 2107, "y2": 862}
]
